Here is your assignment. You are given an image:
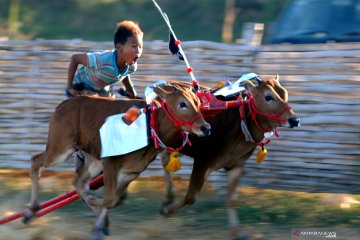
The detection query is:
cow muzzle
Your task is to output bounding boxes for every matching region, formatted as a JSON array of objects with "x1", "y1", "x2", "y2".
[
  {"x1": 200, "y1": 123, "x2": 211, "y2": 136},
  {"x1": 288, "y1": 116, "x2": 300, "y2": 128}
]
